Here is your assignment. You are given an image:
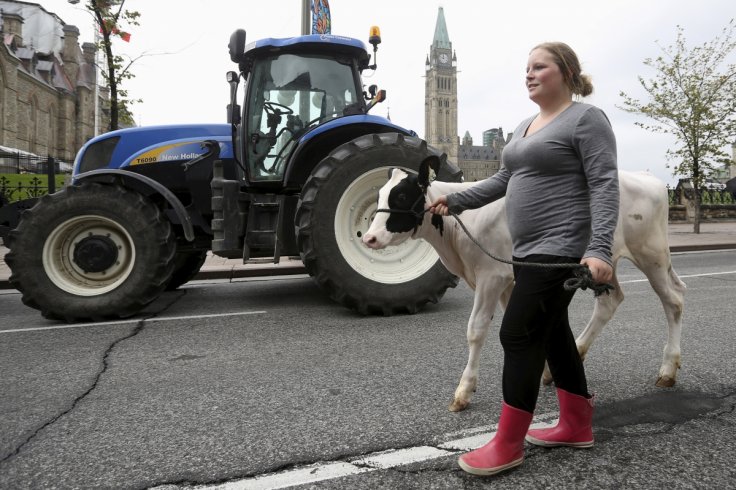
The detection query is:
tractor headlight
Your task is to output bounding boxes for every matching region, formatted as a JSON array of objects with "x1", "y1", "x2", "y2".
[{"x1": 77, "y1": 136, "x2": 120, "y2": 174}]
